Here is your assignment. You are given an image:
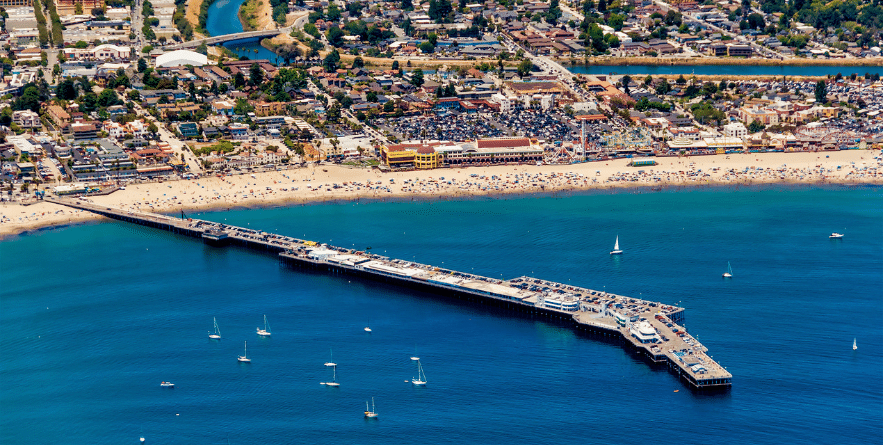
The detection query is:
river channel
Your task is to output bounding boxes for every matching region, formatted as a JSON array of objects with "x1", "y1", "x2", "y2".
[
  {"x1": 204, "y1": 2, "x2": 880, "y2": 77},
  {"x1": 205, "y1": 0, "x2": 279, "y2": 61}
]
